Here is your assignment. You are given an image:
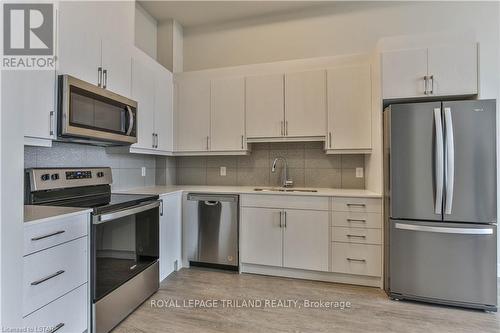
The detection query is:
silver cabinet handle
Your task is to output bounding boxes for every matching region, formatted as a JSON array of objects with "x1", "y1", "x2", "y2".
[
  {"x1": 49, "y1": 111, "x2": 55, "y2": 136},
  {"x1": 346, "y1": 218, "x2": 366, "y2": 223},
  {"x1": 283, "y1": 211, "x2": 287, "y2": 228},
  {"x1": 285, "y1": 121, "x2": 288, "y2": 136},
  {"x1": 126, "y1": 105, "x2": 134, "y2": 136},
  {"x1": 31, "y1": 270, "x2": 65, "y2": 285},
  {"x1": 152, "y1": 133, "x2": 155, "y2": 148},
  {"x1": 328, "y1": 132, "x2": 332, "y2": 148},
  {"x1": 346, "y1": 258, "x2": 366, "y2": 262},
  {"x1": 395, "y1": 223, "x2": 493, "y2": 235},
  {"x1": 31, "y1": 230, "x2": 65, "y2": 241},
  {"x1": 206, "y1": 136, "x2": 210, "y2": 150},
  {"x1": 444, "y1": 107, "x2": 454, "y2": 215},
  {"x1": 346, "y1": 203, "x2": 366, "y2": 207},
  {"x1": 241, "y1": 135, "x2": 244, "y2": 149},
  {"x1": 429, "y1": 75, "x2": 434, "y2": 94},
  {"x1": 98, "y1": 67, "x2": 102, "y2": 87},
  {"x1": 434, "y1": 107, "x2": 444, "y2": 214},
  {"x1": 49, "y1": 323, "x2": 65, "y2": 333},
  {"x1": 280, "y1": 121, "x2": 284, "y2": 136},
  {"x1": 346, "y1": 234, "x2": 366, "y2": 238},
  {"x1": 160, "y1": 199, "x2": 164, "y2": 216},
  {"x1": 102, "y1": 69, "x2": 108, "y2": 89},
  {"x1": 279, "y1": 211, "x2": 283, "y2": 228},
  {"x1": 423, "y1": 75, "x2": 428, "y2": 95}
]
